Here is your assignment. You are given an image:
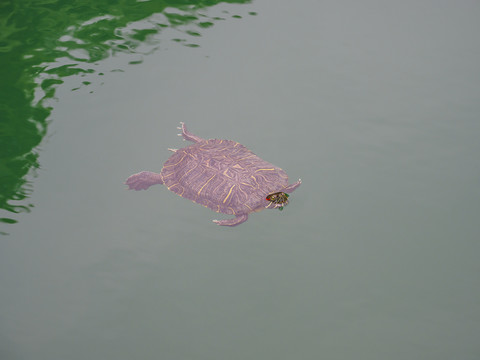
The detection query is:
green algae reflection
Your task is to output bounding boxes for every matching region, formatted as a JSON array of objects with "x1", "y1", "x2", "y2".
[{"x1": 0, "y1": 0, "x2": 252, "y2": 233}]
